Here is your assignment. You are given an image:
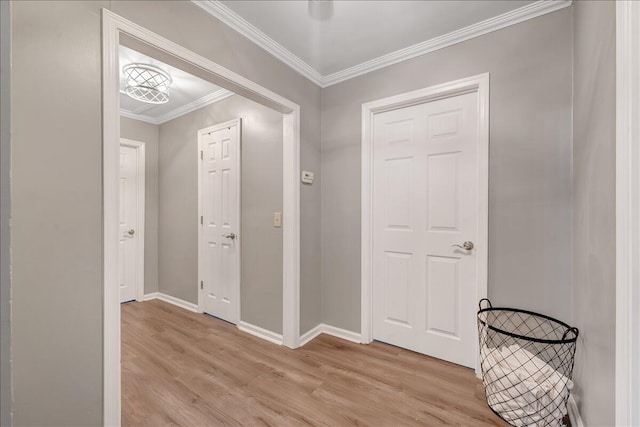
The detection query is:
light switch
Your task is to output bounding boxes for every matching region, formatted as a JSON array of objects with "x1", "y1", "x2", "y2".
[
  {"x1": 301, "y1": 170, "x2": 314, "y2": 184},
  {"x1": 273, "y1": 212, "x2": 282, "y2": 228}
]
